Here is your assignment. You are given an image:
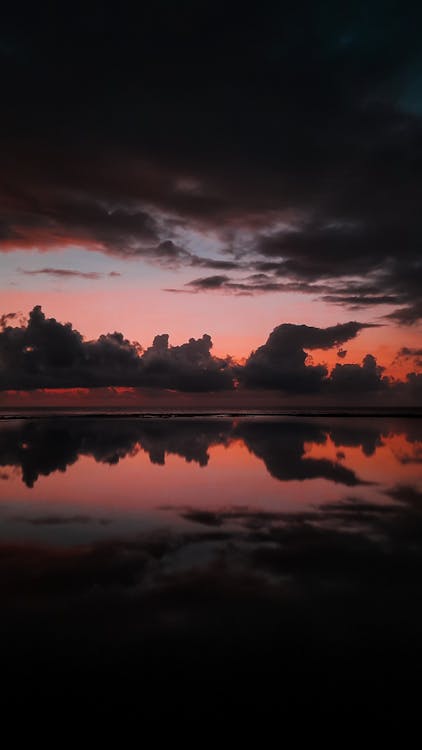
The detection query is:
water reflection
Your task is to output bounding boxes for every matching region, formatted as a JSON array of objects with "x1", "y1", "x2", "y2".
[
  {"x1": 1, "y1": 415, "x2": 422, "y2": 719},
  {"x1": 2, "y1": 415, "x2": 419, "y2": 488}
]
